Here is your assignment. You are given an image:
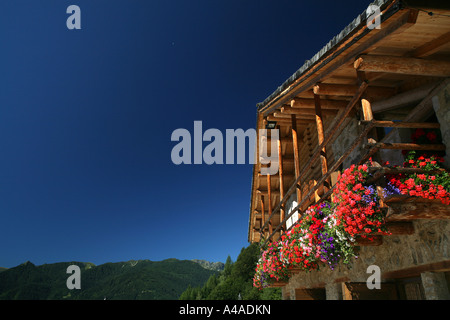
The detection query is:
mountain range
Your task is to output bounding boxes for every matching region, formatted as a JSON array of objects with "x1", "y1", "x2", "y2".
[{"x1": 0, "y1": 259, "x2": 223, "y2": 300}]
